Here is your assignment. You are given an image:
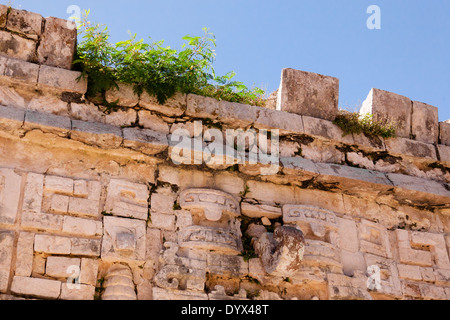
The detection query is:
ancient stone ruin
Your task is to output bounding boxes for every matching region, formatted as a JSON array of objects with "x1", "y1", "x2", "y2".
[{"x1": 0, "y1": 6, "x2": 449, "y2": 300}]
